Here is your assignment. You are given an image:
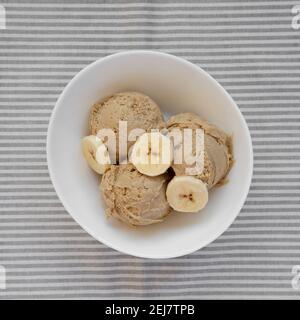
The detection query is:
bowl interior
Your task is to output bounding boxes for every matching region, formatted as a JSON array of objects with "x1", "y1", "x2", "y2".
[{"x1": 47, "y1": 51, "x2": 252, "y2": 258}]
